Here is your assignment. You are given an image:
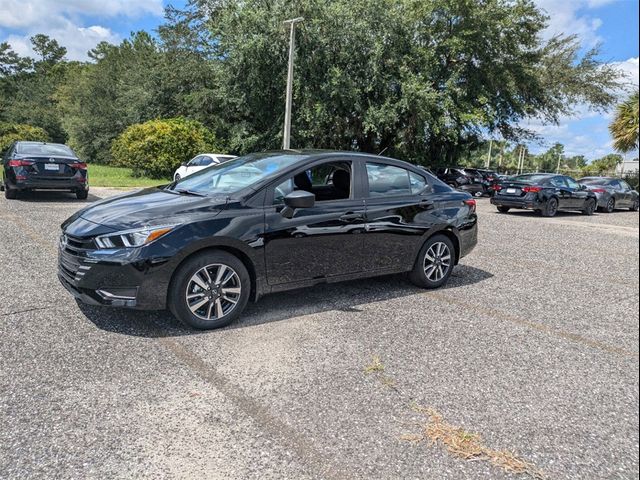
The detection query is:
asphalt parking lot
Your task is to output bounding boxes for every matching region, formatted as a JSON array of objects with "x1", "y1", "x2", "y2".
[{"x1": 1, "y1": 188, "x2": 638, "y2": 479}]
